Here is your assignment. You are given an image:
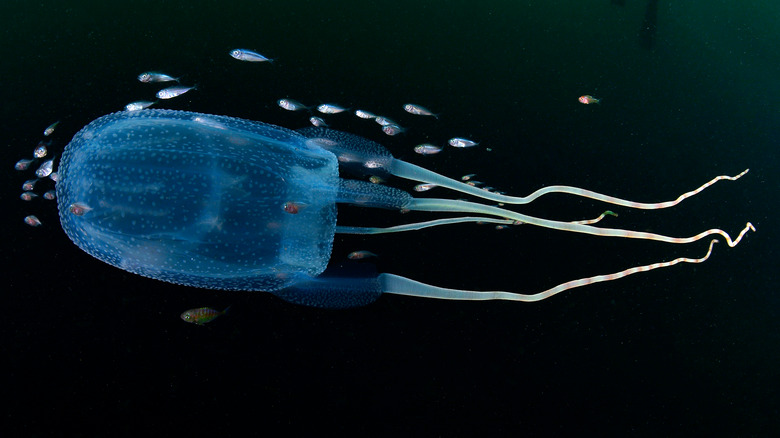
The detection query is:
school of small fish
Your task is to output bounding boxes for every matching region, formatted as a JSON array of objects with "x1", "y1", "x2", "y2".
[{"x1": 14, "y1": 124, "x2": 61, "y2": 228}]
